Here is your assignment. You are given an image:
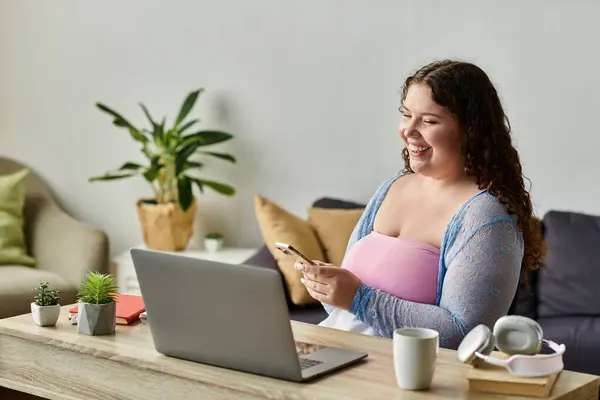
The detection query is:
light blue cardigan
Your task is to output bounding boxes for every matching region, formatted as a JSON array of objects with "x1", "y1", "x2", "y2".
[{"x1": 323, "y1": 173, "x2": 524, "y2": 349}]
